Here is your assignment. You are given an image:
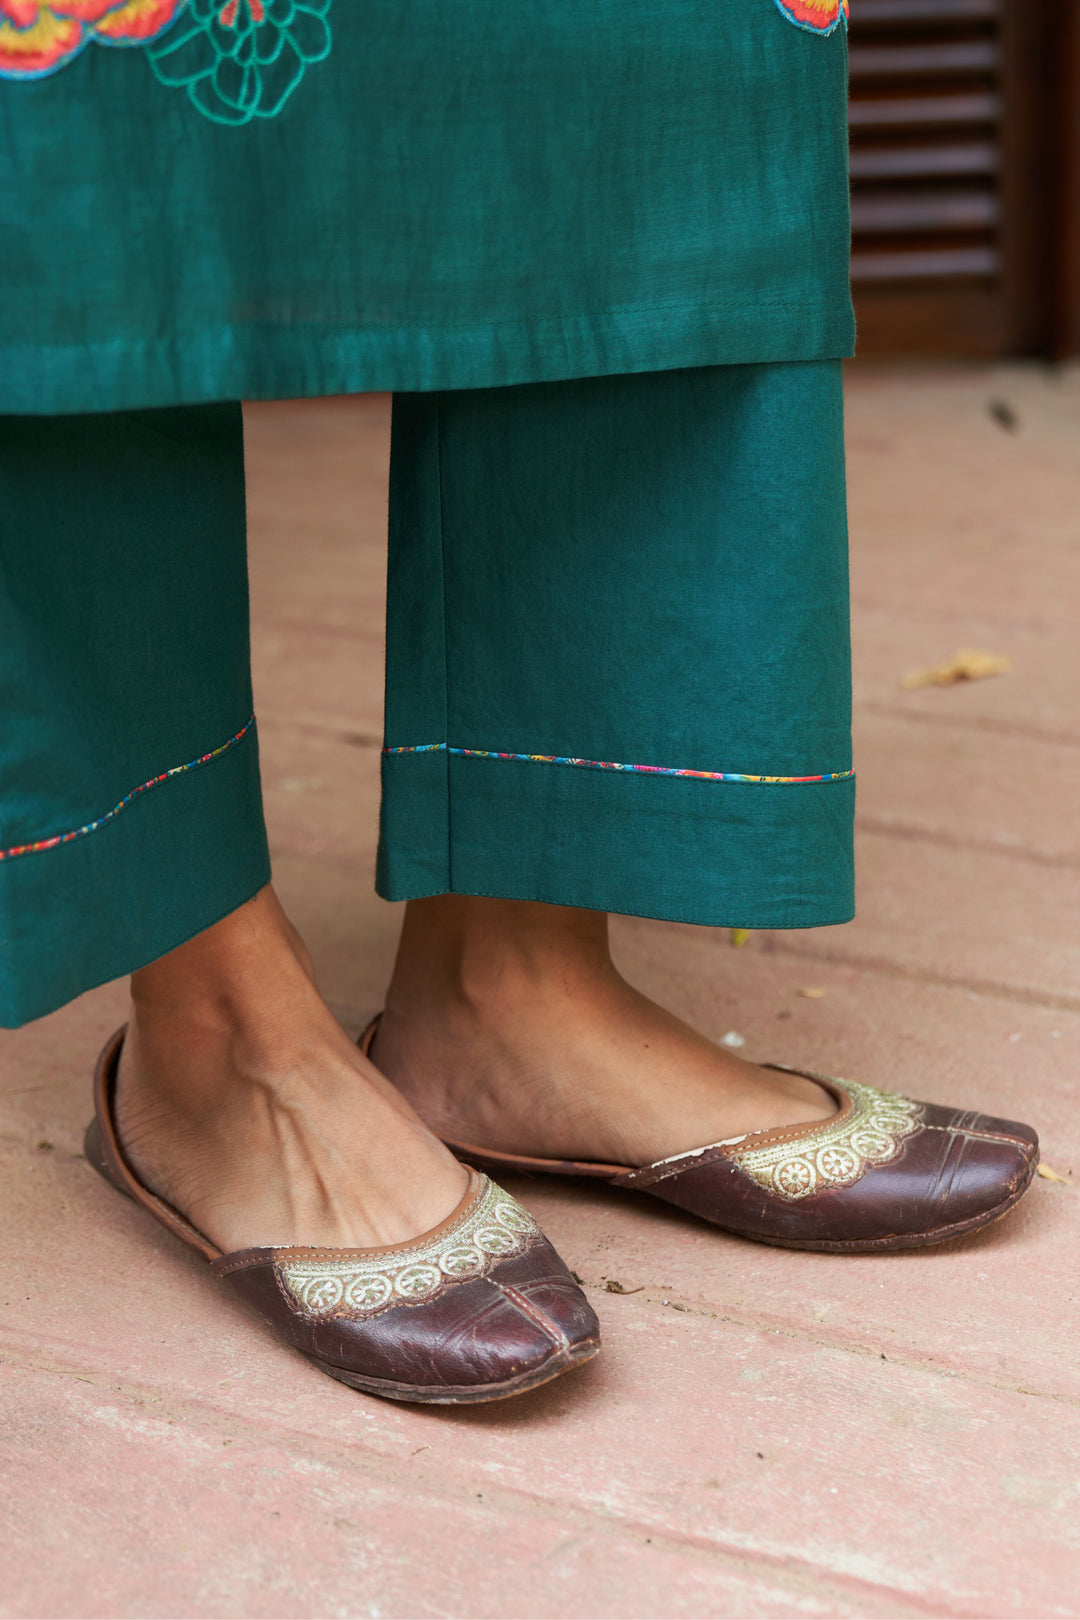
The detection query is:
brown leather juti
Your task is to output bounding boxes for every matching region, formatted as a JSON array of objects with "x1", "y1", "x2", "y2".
[
  {"x1": 86, "y1": 1029, "x2": 600, "y2": 1404},
  {"x1": 360, "y1": 1017, "x2": 1039, "y2": 1253}
]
